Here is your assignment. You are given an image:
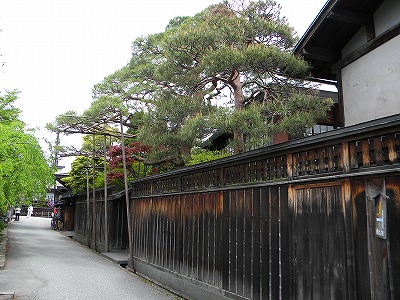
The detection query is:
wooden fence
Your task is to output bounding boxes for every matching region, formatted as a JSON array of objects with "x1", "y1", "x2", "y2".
[
  {"x1": 74, "y1": 188, "x2": 128, "y2": 252},
  {"x1": 75, "y1": 114, "x2": 400, "y2": 299}
]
